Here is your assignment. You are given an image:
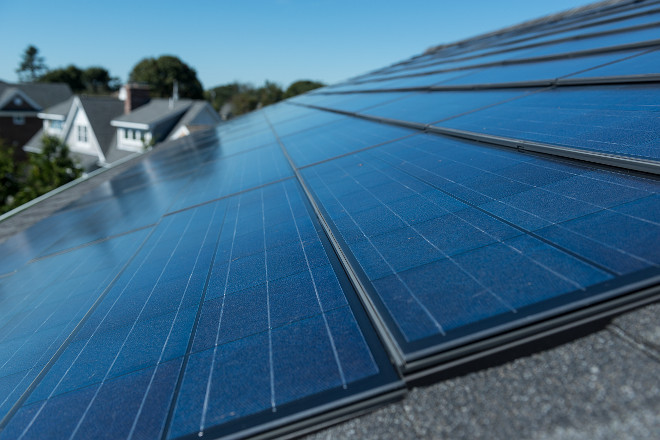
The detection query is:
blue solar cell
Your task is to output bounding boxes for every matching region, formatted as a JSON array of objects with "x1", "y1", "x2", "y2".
[
  {"x1": 567, "y1": 47, "x2": 660, "y2": 78},
  {"x1": 279, "y1": 117, "x2": 414, "y2": 167},
  {"x1": 1, "y1": 178, "x2": 397, "y2": 439},
  {"x1": 442, "y1": 50, "x2": 645, "y2": 85},
  {"x1": 0, "y1": 229, "x2": 149, "y2": 419},
  {"x1": 168, "y1": 144, "x2": 293, "y2": 212},
  {"x1": 519, "y1": 25, "x2": 660, "y2": 59},
  {"x1": 300, "y1": 133, "x2": 658, "y2": 353},
  {"x1": 440, "y1": 84, "x2": 660, "y2": 162},
  {"x1": 266, "y1": 106, "x2": 348, "y2": 137},
  {"x1": 518, "y1": 11, "x2": 660, "y2": 49},
  {"x1": 304, "y1": 92, "x2": 414, "y2": 113},
  {"x1": 362, "y1": 89, "x2": 536, "y2": 124}
]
